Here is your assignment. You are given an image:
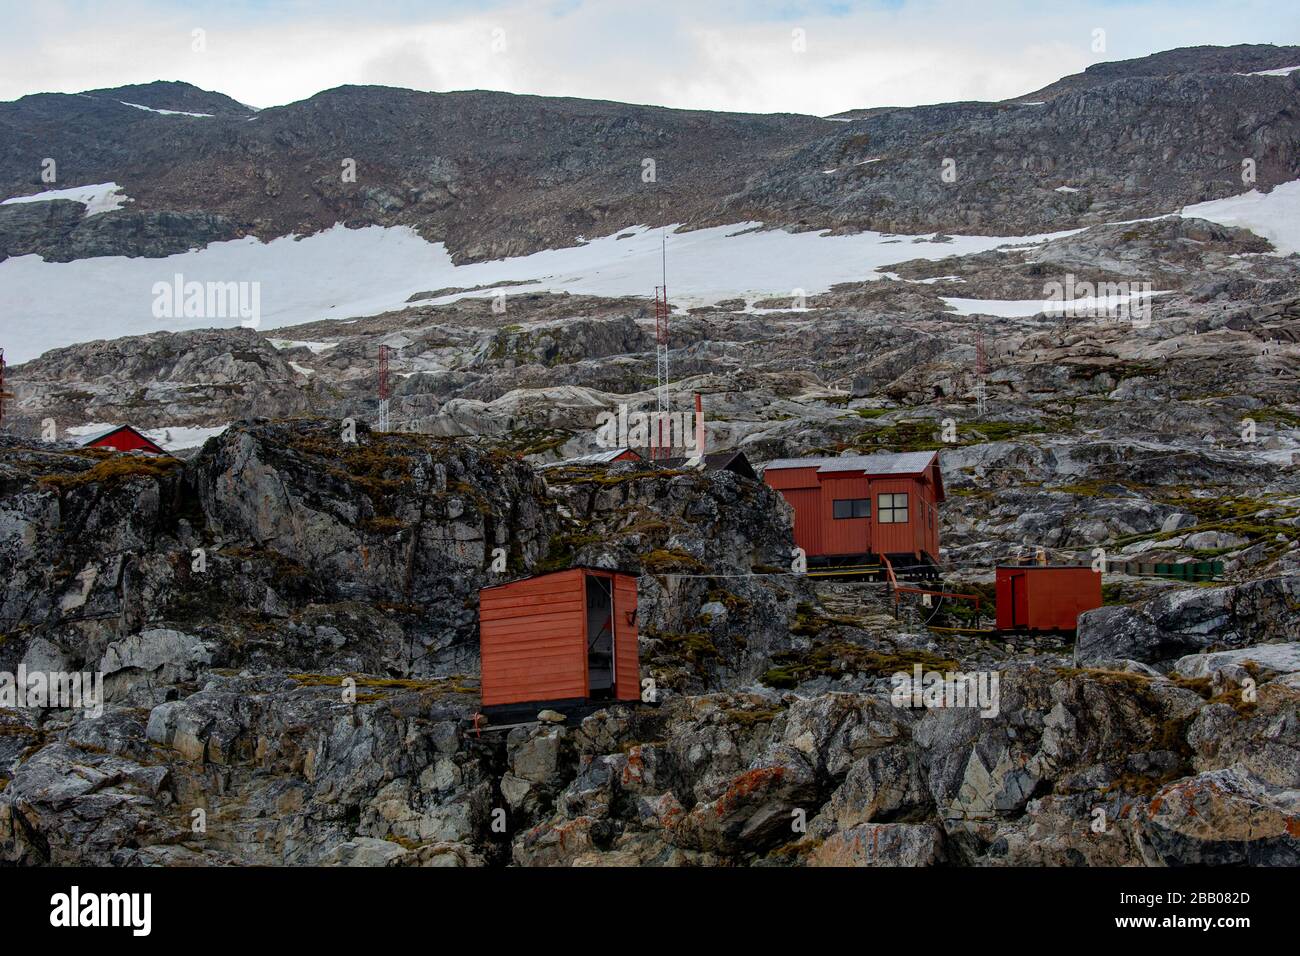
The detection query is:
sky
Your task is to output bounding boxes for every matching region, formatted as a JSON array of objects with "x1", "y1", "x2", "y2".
[{"x1": 0, "y1": 0, "x2": 1298, "y2": 115}]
